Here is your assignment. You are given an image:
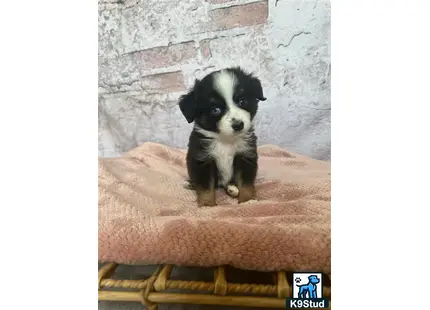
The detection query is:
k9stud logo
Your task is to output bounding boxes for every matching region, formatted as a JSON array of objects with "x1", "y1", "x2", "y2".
[{"x1": 286, "y1": 272, "x2": 329, "y2": 309}]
